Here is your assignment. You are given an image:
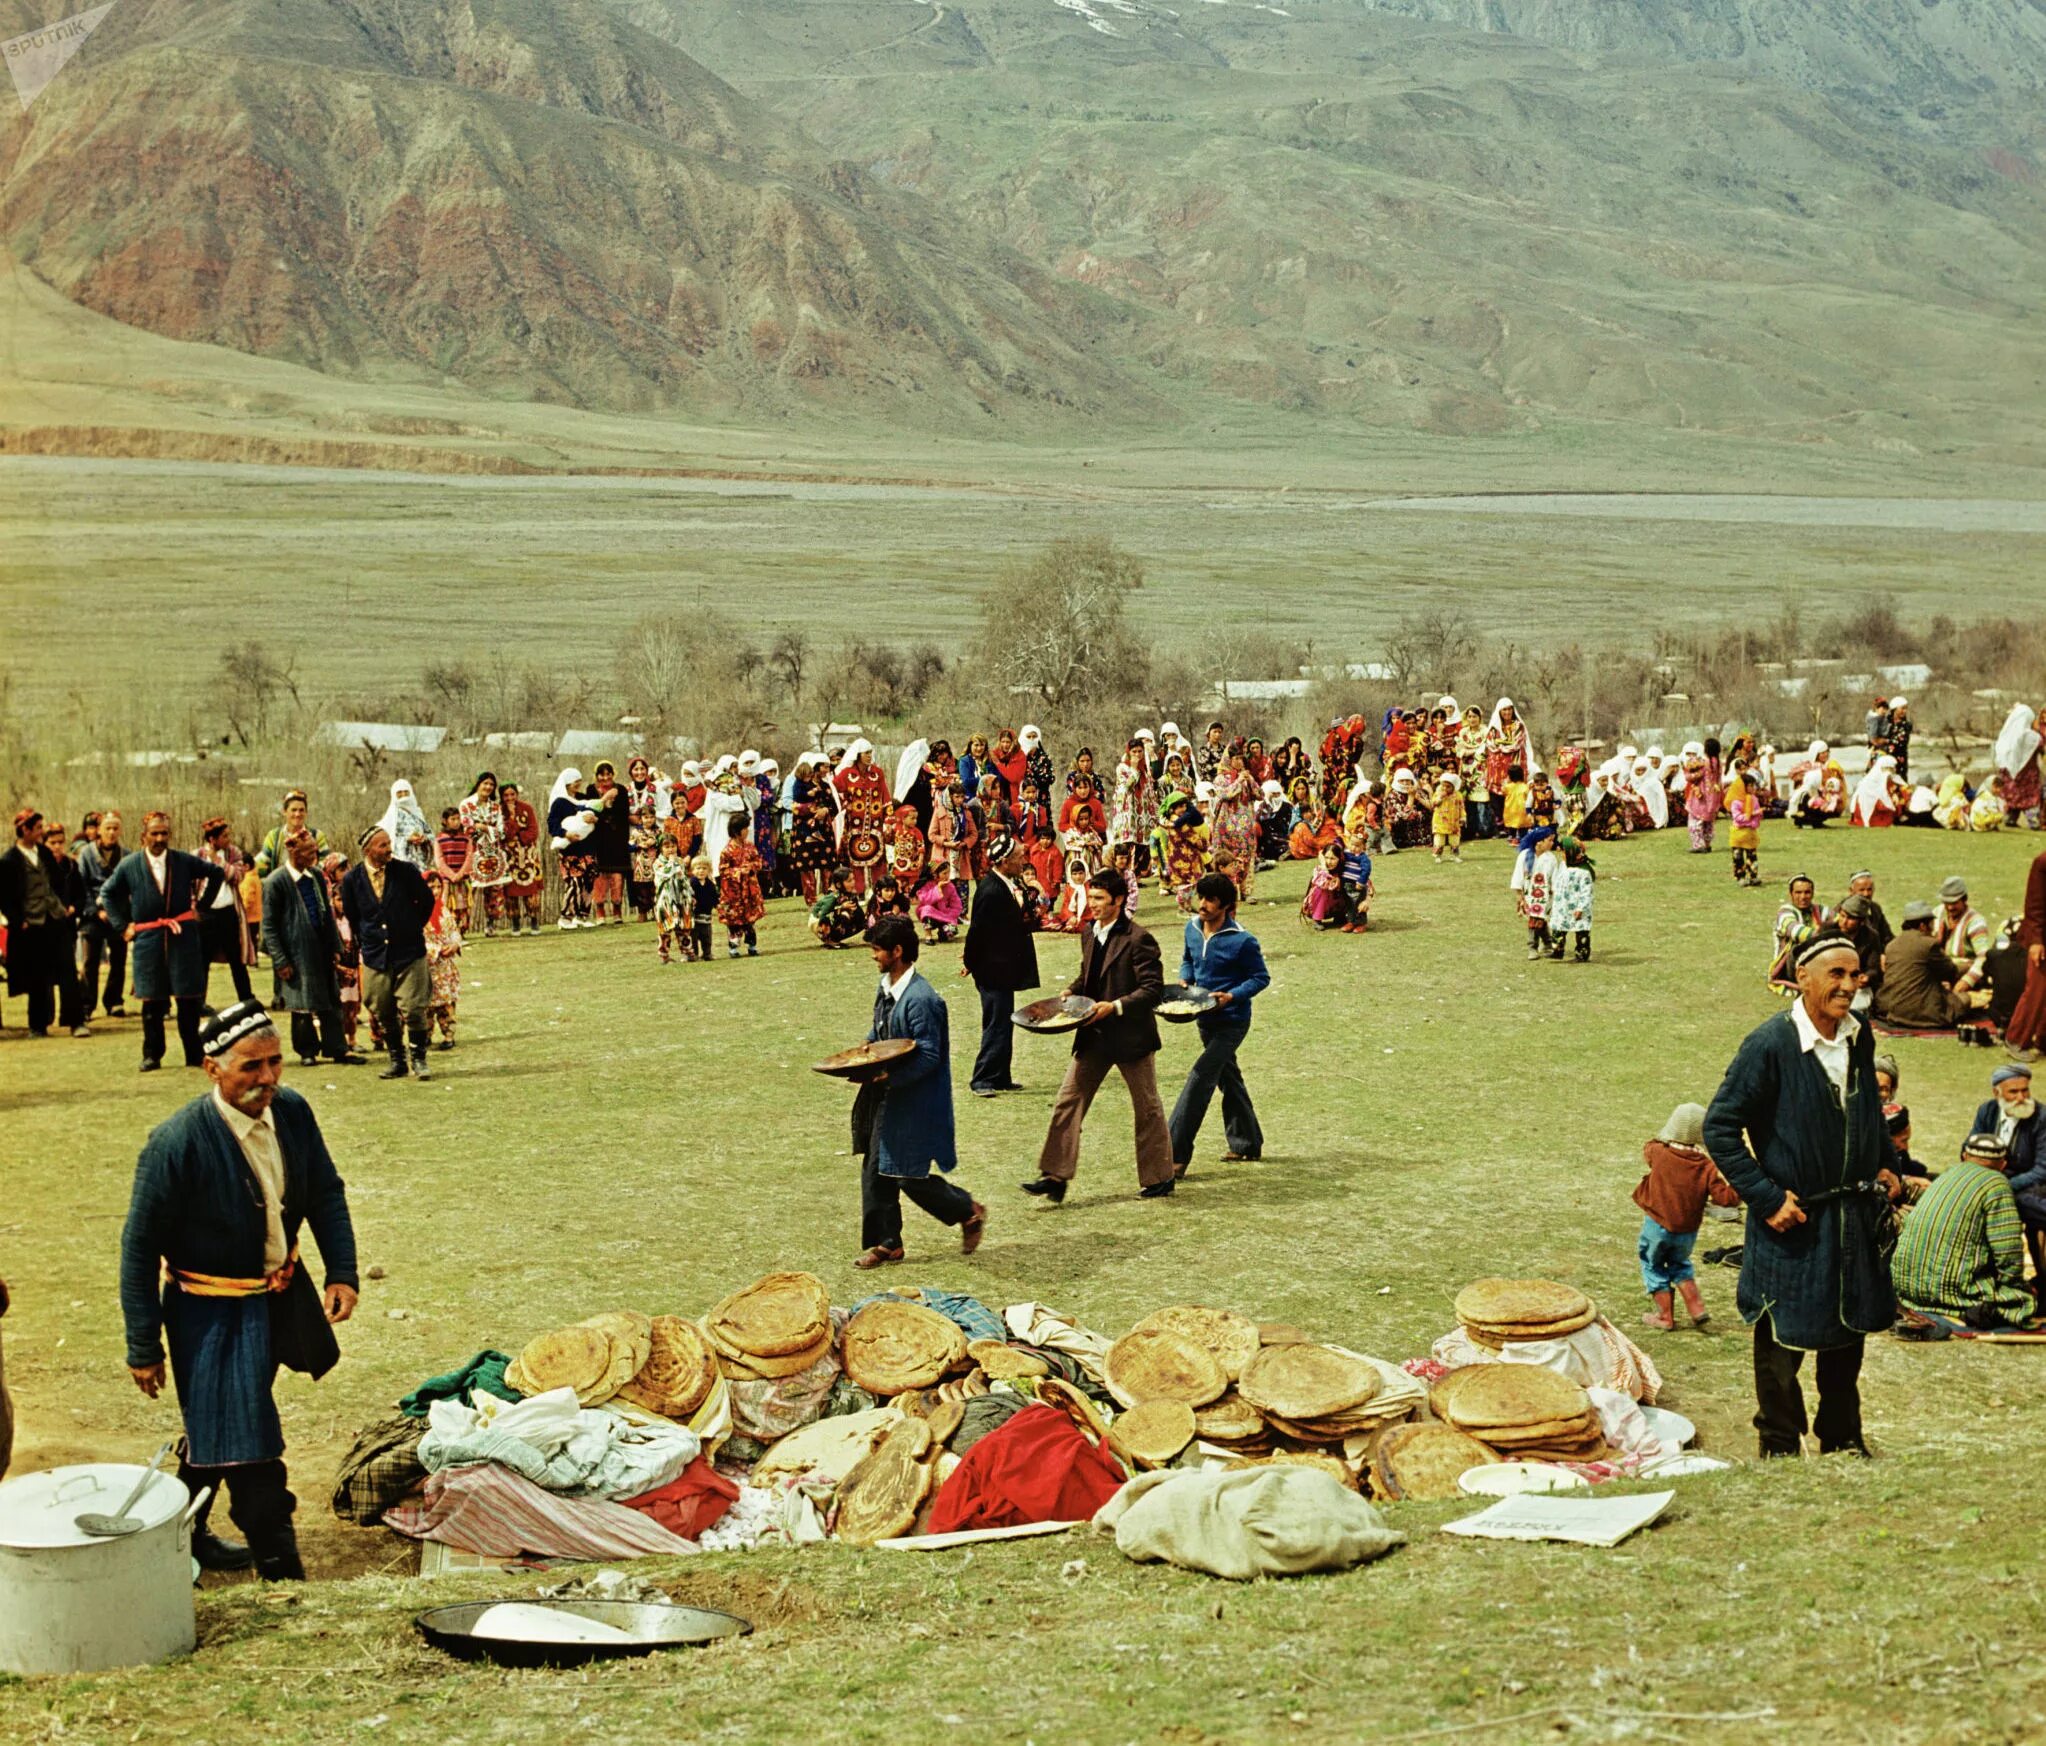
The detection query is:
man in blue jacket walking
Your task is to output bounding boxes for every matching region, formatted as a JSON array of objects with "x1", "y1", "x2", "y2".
[{"x1": 1169, "y1": 872, "x2": 1272, "y2": 1173}]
